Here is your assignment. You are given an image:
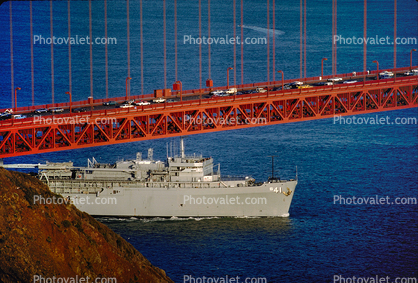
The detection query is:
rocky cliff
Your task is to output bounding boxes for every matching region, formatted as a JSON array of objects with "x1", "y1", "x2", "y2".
[{"x1": 0, "y1": 168, "x2": 174, "y2": 283}]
